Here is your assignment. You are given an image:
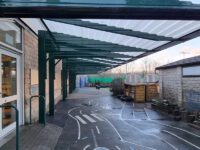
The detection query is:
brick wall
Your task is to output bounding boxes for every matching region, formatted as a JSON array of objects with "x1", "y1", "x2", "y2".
[
  {"x1": 159, "y1": 67, "x2": 182, "y2": 106},
  {"x1": 24, "y1": 30, "x2": 62, "y2": 123},
  {"x1": 24, "y1": 30, "x2": 38, "y2": 123}
]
